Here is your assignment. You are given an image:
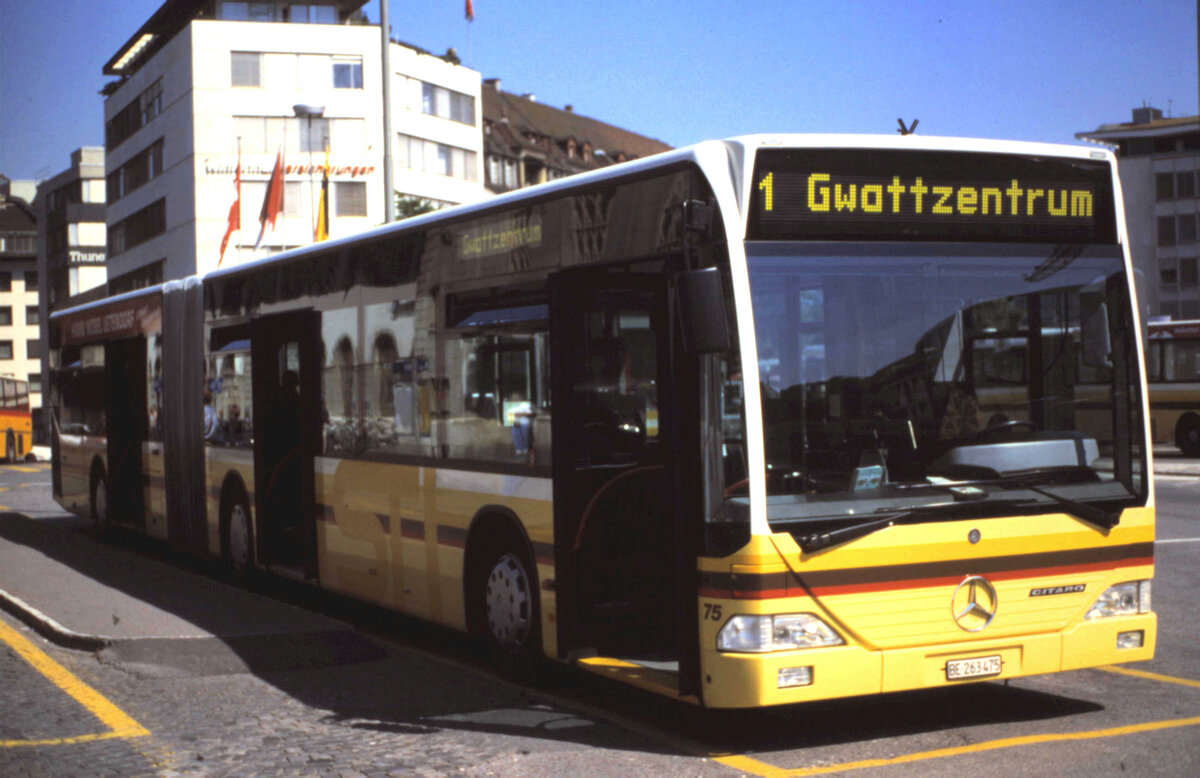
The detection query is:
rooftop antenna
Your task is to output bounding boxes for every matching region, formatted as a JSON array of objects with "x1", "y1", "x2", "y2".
[{"x1": 897, "y1": 118, "x2": 919, "y2": 135}]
